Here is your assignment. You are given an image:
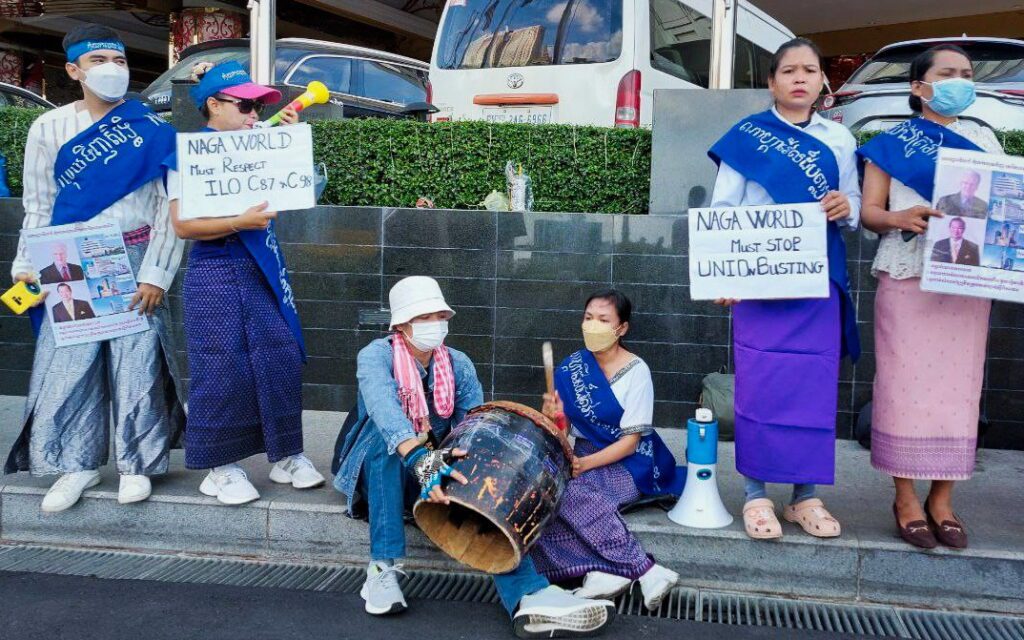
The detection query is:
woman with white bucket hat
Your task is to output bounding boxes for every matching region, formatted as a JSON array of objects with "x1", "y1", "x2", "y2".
[{"x1": 333, "y1": 276, "x2": 616, "y2": 638}]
